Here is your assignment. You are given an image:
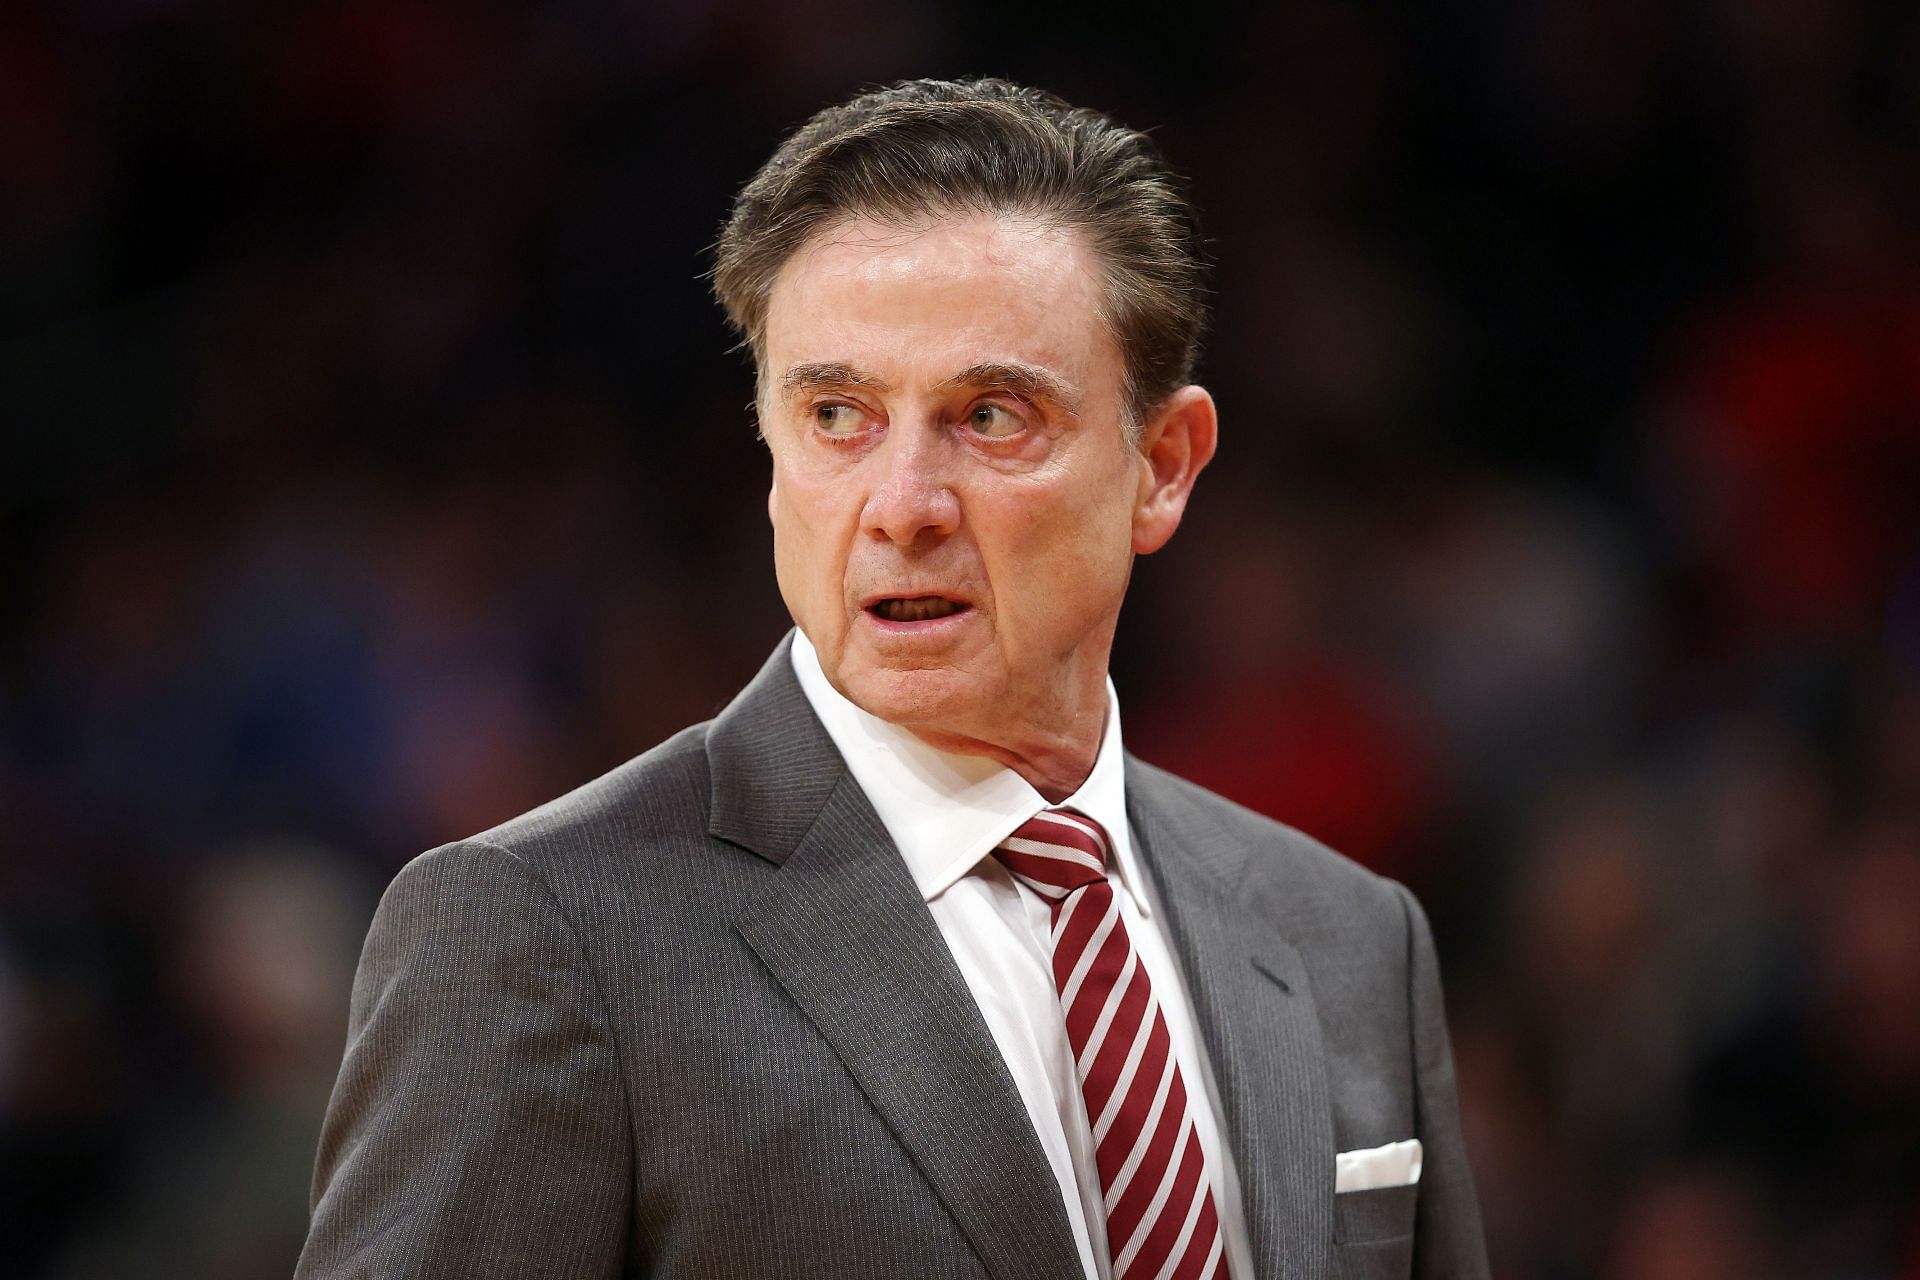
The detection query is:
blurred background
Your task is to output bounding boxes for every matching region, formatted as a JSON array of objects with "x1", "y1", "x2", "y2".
[{"x1": 2, "y1": 0, "x2": 1917, "y2": 1276}]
